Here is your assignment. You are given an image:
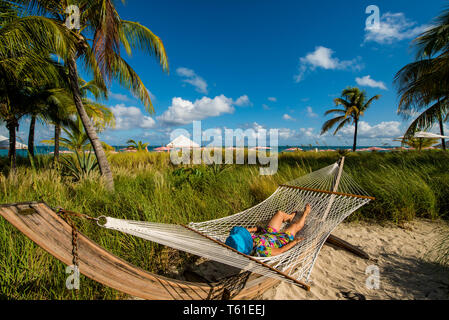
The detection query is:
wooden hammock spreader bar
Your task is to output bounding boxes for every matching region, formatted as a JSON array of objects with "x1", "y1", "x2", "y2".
[
  {"x1": 279, "y1": 185, "x2": 376, "y2": 201},
  {"x1": 326, "y1": 235, "x2": 370, "y2": 260},
  {"x1": 181, "y1": 224, "x2": 311, "y2": 292}
]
